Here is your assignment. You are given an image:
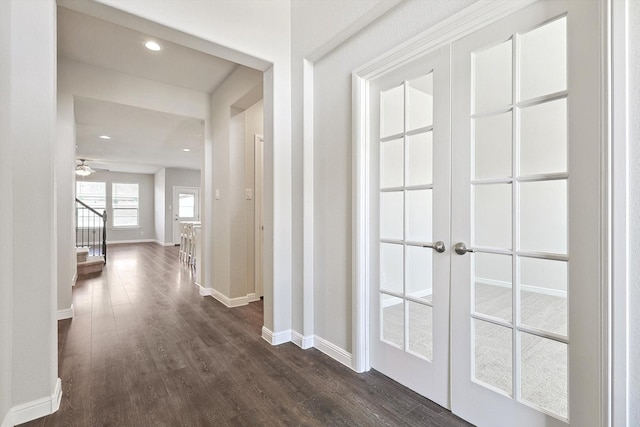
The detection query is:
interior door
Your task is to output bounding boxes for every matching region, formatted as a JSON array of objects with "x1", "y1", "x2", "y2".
[
  {"x1": 366, "y1": 1, "x2": 604, "y2": 425},
  {"x1": 370, "y1": 47, "x2": 451, "y2": 408},
  {"x1": 173, "y1": 186, "x2": 200, "y2": 245},
  {"x1": 449, "y1": 1, "x2": 603, "y2": 425}
]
